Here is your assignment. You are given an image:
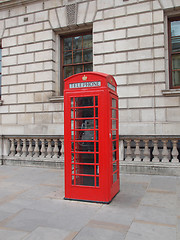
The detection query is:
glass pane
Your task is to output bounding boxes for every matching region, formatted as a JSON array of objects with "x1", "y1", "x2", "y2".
[
  {"x1": 172, "y1": 55, "x2": 180, "y2": 70},
  {"x1": 72, "y1": 175, "x2": 74, "y2": 185},
  {"x1": 83, "y1": 34, "x2": 92, "y2": 49},
  {"x1": 64, "y1": 37, "x2": 72, "y2": 51},
  {"x1": 73, "y1": 50, "x2": 82, "y2": 63},
  {"x1": 73, "y1": 36, "x2": 82, "y2": 50},
  {"x1": 75, "y1": 108, "x2": 94, "y2": 118},
  {"x1": 95, "y1": 108, "x2": 98, "y2": 117},
  {"x1": 71, "y1": 153, "x2": 74, "y2": 162},
  {"x1": 71, "y1": 109, "x2": 74, "y2": 118},
  {"x1": 75, "y1": 175, "x2": 94, "y2": 186},
  {"x1": 96, "y1": 142, "x2": 99, "y2": 152},
  {"x1": 72, "y1": 164, "x2": 74, "y2": 174},
  {"x1": 171, "y1": 21, "x2": 180, "y2": 52},
  {"x1": 112, "y1": 99, "x2": 116, "y2": 108},
  {"x1": 75, "y1": 119, "x2": 94, "y2": 129},
  {"x1": 75, "y1": 130, "x2": 94, "y2": 140},
  {"x1": 95, "y1": 96, "x2": 98, "y2": 106},
  {"x1": 75, "y1": 142, "x2": 94, "y2": 152},
  {"x1": 83, "y1": 49, "x2": 92, "y2": 62},
  {"x1": 96, "y1": 165, "x2": 99, "y2": 175},
  {"x1": 172, "y1": 71, "x2": 180, "y2": 86},
  {"x1": 113, "y1": 172, "x2": 117, "y2": 183},
  {"x1": 95, "y1": 120, "x2": 98, "y2": 129},
  {"x1": 96, "y1": 154, "x2": 99, "y2": 163},
  {"x1": 113, "y1": 151, "x2": 117, "y2": 161},
  {"x1": 113, "y1": 162, "x2": 117, "y2": 172},
  {"x1": 71, "y1": 98, "x2": 73, "y2": 107},
  {"x1": 112, "y1": 130, "x2": 117, "y2": 140},
  {"x1": 75, "y1": 153, "x2": 95, "y2": 163},
  {"x1": 75, "y1": 97, "x2": 94, "y2": 107},
  {"x1": 71, "y1": 120, "x2": 74, "y2": 129},
  {"x1": 112, "y1": 141, "x2": 116, "y2": 150},
  {"x1": 84, "y1": 64, "x2": 93, "y2": 72},
  {"x1": 96, "y1": 131, "x2": 98, "y2": 140},
  {"x1": 76, "y1": 165, "x2": 94, "y2": 175},
  {"x1": 71, "y1": 131, "x2": 74, "y2": 140},
  {"x1": 74, "y1": 65, "x2": 83, "y2": 74},
  {"x1": 64, "y1": 51, "x2": 72, "y2": 65},
  {"x1": 112, "y1": 120, "x2": 117, "y2": 129},
  {"x1": 112, "y1": 109, "x2": 116, "y2": 118},
  {"x1": 64, "y1": 66, "x2": 73, "y2": 79},
  {"x1": 71, "y1": 142, "x2": 74, "y2": 151}
]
